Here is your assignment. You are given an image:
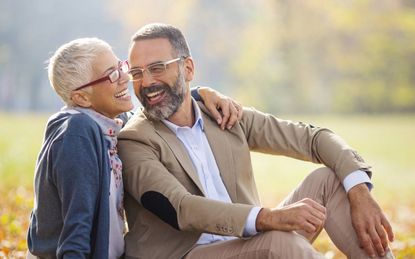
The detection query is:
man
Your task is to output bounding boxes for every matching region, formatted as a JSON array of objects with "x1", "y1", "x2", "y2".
[{"x1": 118, "y1": 23, "x2": 394, "y2": 259}]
